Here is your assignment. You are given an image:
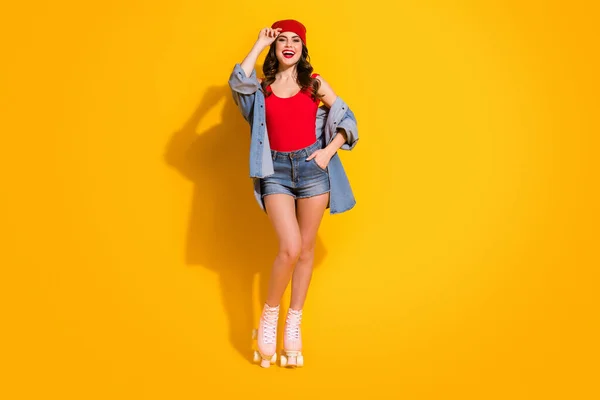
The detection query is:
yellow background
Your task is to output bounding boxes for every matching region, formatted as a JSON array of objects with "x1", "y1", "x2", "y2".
[{"x1": 1, "y1": 1, "x2": 598, "y2": 398}]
